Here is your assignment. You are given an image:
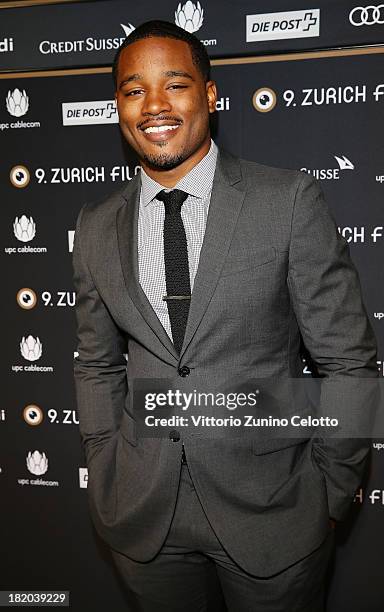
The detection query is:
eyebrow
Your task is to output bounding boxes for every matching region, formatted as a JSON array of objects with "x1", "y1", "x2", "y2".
[
  {"x1": 119, "y1": 70, "x2": 194, "y2": 89},
  {"x1": 163, "y1": 70, "x2": 194, "y2": 80},
  {"x1": 119, "y1": 73, "x2": 142, "y2": 88}
]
